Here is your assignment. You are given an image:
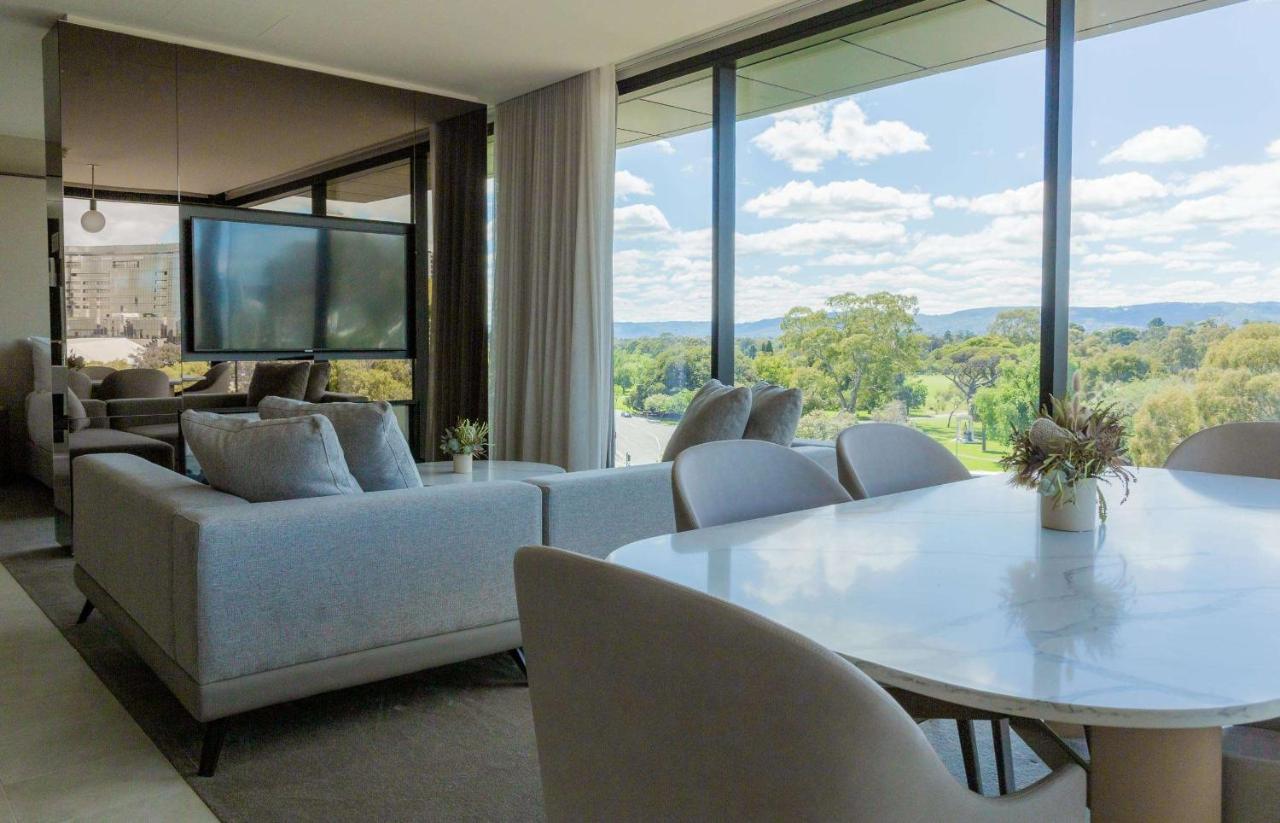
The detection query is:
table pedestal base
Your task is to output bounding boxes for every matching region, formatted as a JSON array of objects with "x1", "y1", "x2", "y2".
[{"x1": 1090, "y1": 726, "x2": 1221, "y2": 823}]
